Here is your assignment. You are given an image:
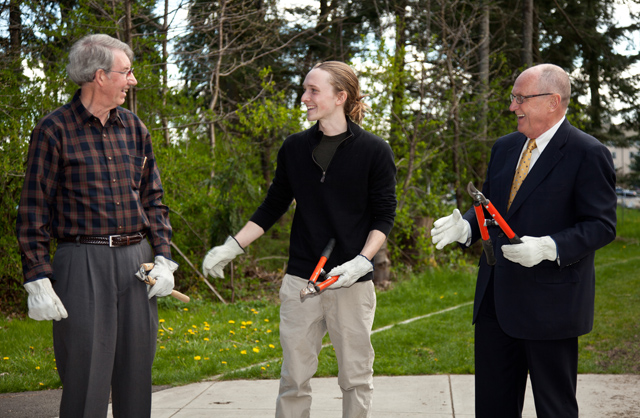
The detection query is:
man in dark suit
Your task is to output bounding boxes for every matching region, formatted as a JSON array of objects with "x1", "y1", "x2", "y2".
[{"x1": 431, "y1": 63, "x2": 617, "y2": 417}]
